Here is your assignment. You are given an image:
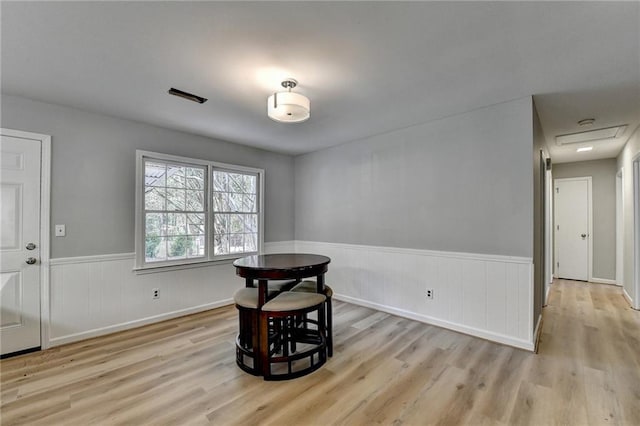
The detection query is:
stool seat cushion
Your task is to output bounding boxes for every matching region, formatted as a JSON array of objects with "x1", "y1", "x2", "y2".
[
  {"x1": 292, "y1": 280, "x2": 333, "y2": 297},
  {"x1": 234, "y1": 288, "x2": 274, "y2": 309},
  {"x1": 262, "y1": 291, "x2": 326, "y2": 312}
]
